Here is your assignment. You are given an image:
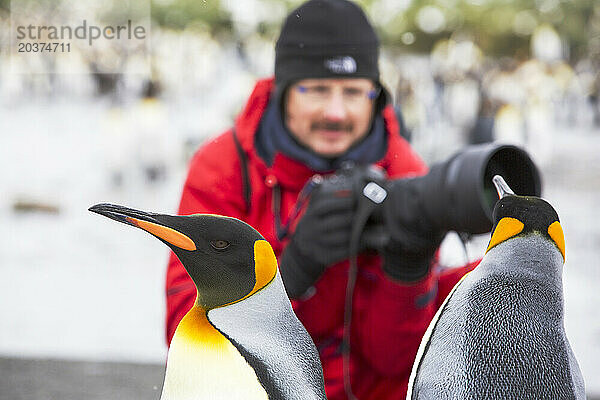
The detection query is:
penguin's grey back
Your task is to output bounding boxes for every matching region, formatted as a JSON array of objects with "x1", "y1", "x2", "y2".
[
  {"x1": 411, "y1": 234, "x2": 585, "y2": 399},
  {"x1": 208, "y1": 271, "x2": 326, "y2": 400}
]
